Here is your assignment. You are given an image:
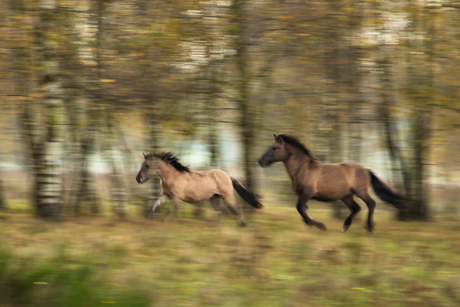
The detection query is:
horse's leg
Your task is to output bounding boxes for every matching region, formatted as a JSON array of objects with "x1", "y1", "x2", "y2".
[
  {"x1": 354, "y1": 191, "x2": 376, "y2": 233},
  {"x1": 221, "y1": 193, "x2": 246, "y2": 227},
  {"x1": 161, "y1": 199, "x2": 179, "y2": 222},
  {"x1": 145, "y1": 194, "x2": 168, "y2": 218},
  {"x1": 209, "y1": 194, "x2": 223, "y2": 226},
  {"x1": 296, "y1": 193, "x2": 327, "y2": 231},
  {"x1": 171, "y1": 199, "x2": 179, "y2": 217},
  {"x1": 341, "y1": 194, "x2": 362, "y2": 233}
]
